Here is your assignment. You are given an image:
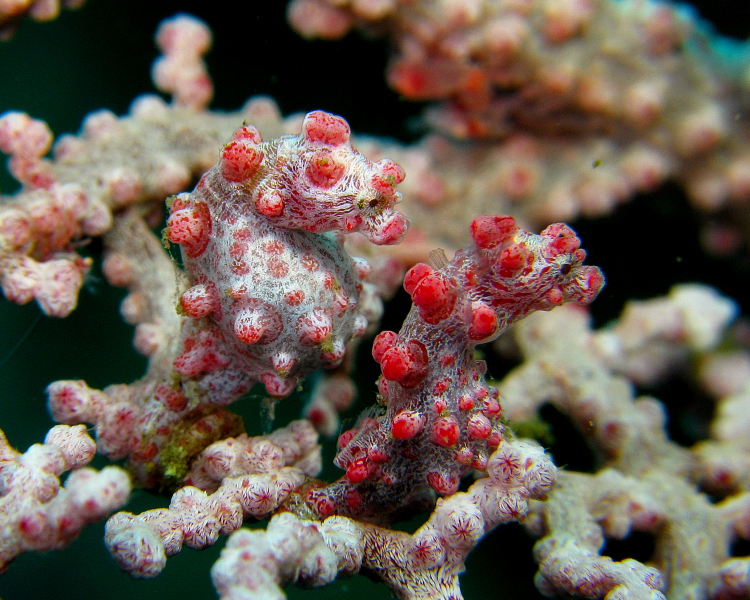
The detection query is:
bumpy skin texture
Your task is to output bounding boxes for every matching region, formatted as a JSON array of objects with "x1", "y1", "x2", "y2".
[
  {"x1": 305, "y1": 214, "x2": 605, "y2": 521},
  {"x1": 166, "y1": 111, "x2": 408, "y2": 401}
]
